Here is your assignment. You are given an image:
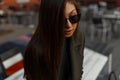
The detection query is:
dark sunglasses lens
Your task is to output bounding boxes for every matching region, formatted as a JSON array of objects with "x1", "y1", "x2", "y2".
[{"x1": 69, "y1": 14, "x2": 81, "y2": 23}]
